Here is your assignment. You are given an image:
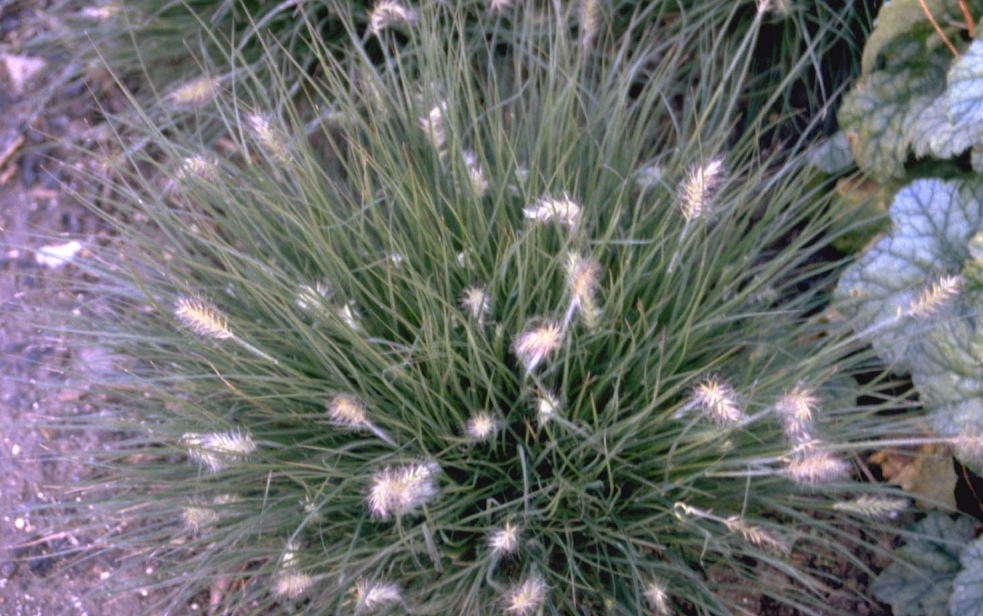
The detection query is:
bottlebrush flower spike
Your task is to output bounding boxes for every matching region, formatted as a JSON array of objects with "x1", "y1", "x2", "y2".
[
  {"x1": 367, "y1": 462, "x2": 440, "y2": 519},
  {"x1": 689, "y1": 377, "x2": 745, "y2": 425},
  {"x1": 182, "y1": 429, "x2": 256, "y2": 473},
  {"x1": 643, "y1": 579, "x2": 671, "y2": 616},
  {"x1": 247, "y1": 112, "x2": 291, "y2": 165},
  {"x1": 774, "y1": 385, "x2": 820, "y2": 444},
  {"x1": 168, "y1": 75, "x2": 220, "y2": 108},
  {"x1": 784, "y1": 442, "x2": 851, "y2": 485},
  {"x1": 563, "y1": 252, "x2": 602, "y2": 328},
  {"x1": 368, "y1": 1, "x2": 417, "y2": 35},
  {"x1": 678, "y1": 158, "x2": 725, "y2": 222},
  {"x1": 907, "y1": 273, "x2": 961, "y2": 318},
  {"x1": 460, "y1": 285, "x2": 491, "y2": 325},
  {"x1": 327, "y1": 394, "x2": 369, "y2": 429},
  {"x1": 420, "y1": 102, "x2": 448, "y2": 151},
  {"x1": 354, "y1": 579, "x2": 402, "y2": 611},
  {"x1": 523, "y1": 193, "x2": 582, "y2": 230},
  {"x1": 514, "y1": 319, "x2": 564, "y2": 374},
  {"x1": 273, "y1": 571, "x2": 314, "y2": 600},
  {"x1": 488, "y1": 522, "x2": 521, "y2": 556},
  {"x1": 503, "y1": 574, "x2": 548, "y2": 615},
  {"x1": 175, "y1": 296, "x2": 233, "y2": 340},
  {"x1": 466, "y1": 410, "x2": 498, "y2": 442}
]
